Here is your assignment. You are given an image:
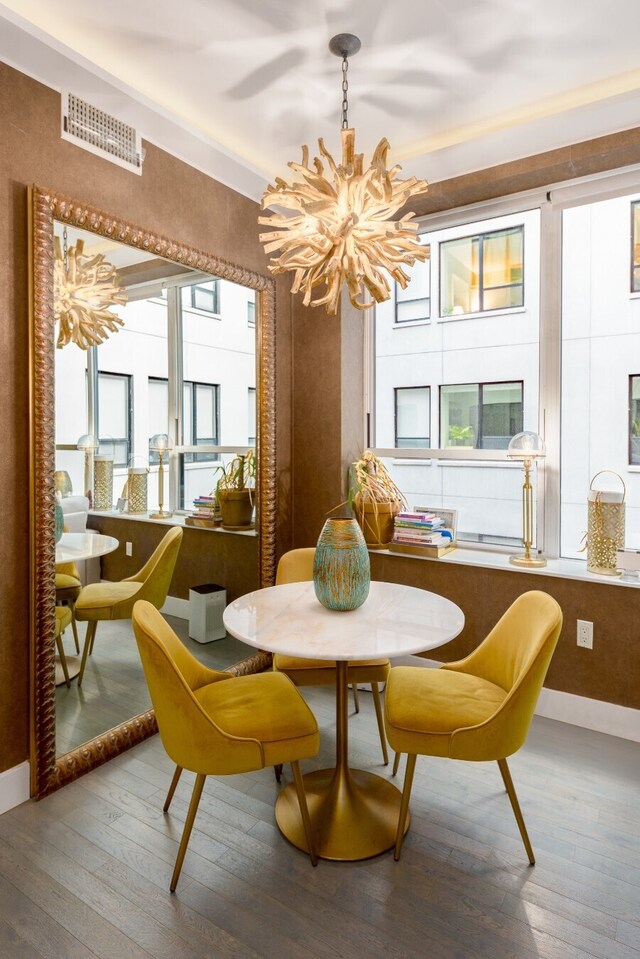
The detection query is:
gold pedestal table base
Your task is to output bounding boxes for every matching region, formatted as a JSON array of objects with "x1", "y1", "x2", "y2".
[{"x1": 276, "y1": 660, "x2": 408, "y2": 861}]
